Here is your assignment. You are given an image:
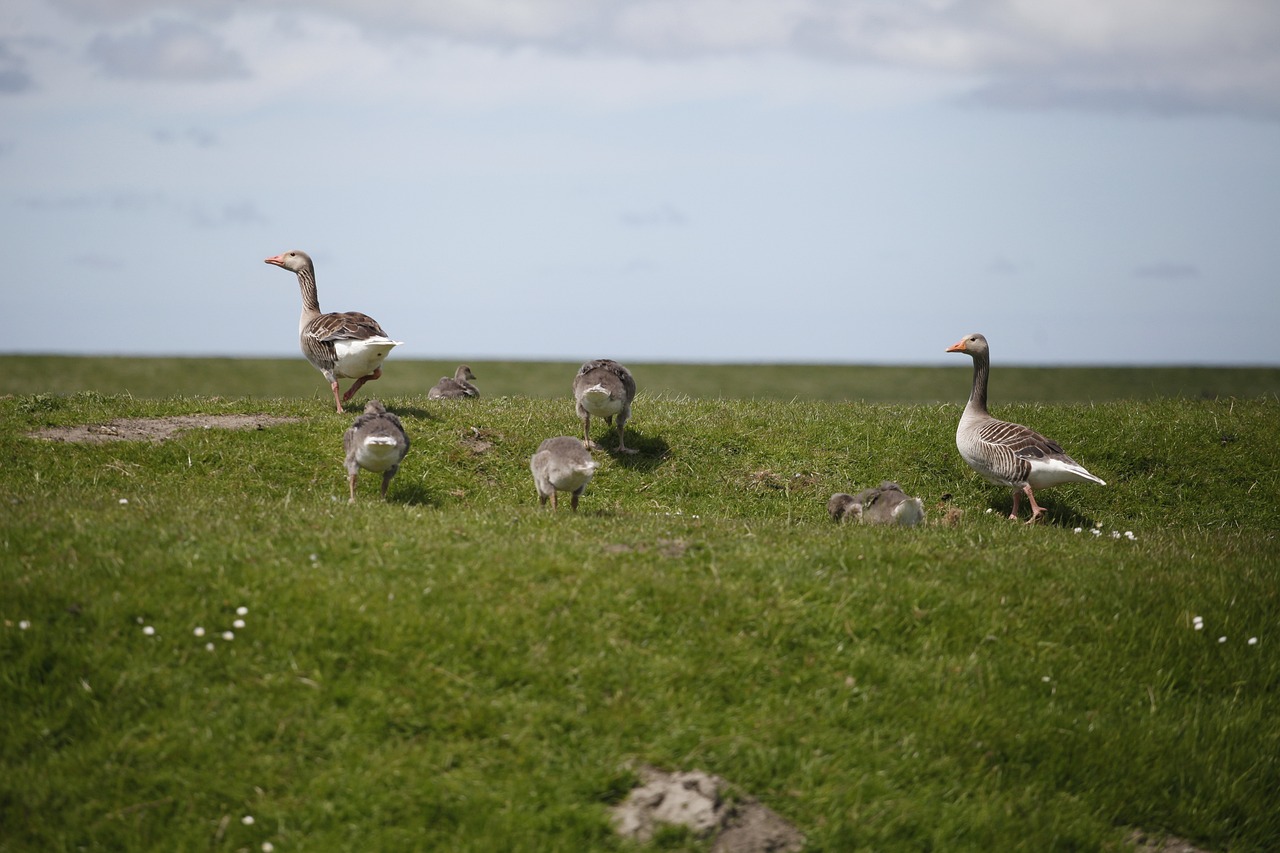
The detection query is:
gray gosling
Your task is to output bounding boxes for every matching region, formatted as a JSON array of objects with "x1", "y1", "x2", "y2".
[
  {"x1": 531, "y1": 436, "x2": 598, "y2": 511},
  {"x1": 343, "y1": 400, "x2": 410, "y2": 503},
  {"x1": 573, "y1": 359, "x2": 637, "y2": 454},
  {"x1": 828, "y1": 482, "x2": 926, "y2": 527},
  {"x1": 428, "y1": 364, "x2": 479, "y2": 400}
]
